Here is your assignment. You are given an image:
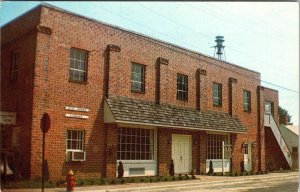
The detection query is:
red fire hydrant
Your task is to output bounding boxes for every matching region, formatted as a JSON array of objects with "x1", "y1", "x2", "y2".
[{"x1": 66, "y1": 170, "x2": 75, "y2": 192}]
